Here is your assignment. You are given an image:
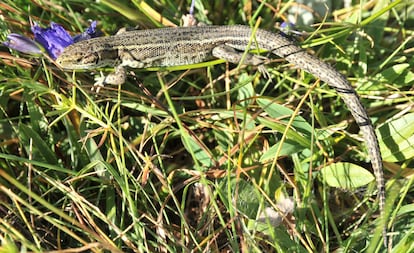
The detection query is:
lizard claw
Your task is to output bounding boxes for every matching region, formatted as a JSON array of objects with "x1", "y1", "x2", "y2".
[
  {"x1": 258, "y1": 65, "x2": 272, "y2": 80},
  {"x1": 92, "y1": 71, "x2": 106, "y2": 93},
  {"x1": 92, "y1": 66, "x2": 127, "y2": 92}
]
